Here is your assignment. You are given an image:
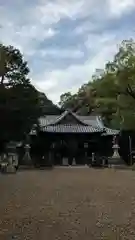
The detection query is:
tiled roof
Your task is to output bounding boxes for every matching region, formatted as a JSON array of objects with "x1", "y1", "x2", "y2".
[
  {"x1": 37, "y1": 110, "x2": 119, "y2": 136},
  {"x1": 41, "y1": 124, "x2": 103, "y2": 133},
  {"x1": 39, "y1": 112, "x2": 103, "y2": 128},
  {"x1": 79, "y1": 116, "x2": 104, "y2": 128}
]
